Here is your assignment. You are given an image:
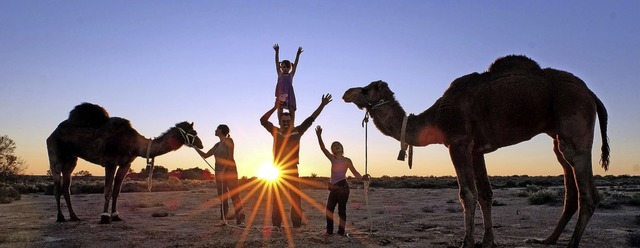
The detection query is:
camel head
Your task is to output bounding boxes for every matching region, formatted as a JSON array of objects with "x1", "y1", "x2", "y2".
[
  {"x1": 174, "y1": 122, "x2": 204, "y2": 149},
  {"x1": 343, "y1": 80, "x2": 395, "y2": 110}
]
